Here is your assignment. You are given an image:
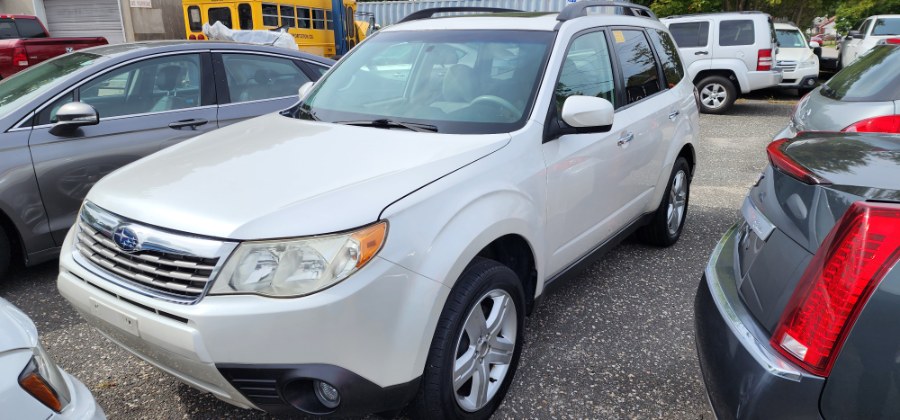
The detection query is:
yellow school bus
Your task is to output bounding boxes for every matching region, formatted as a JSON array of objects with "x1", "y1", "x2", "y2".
[{"x1": 182, "y1": 0, "x2": 366, "y2": 57}]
